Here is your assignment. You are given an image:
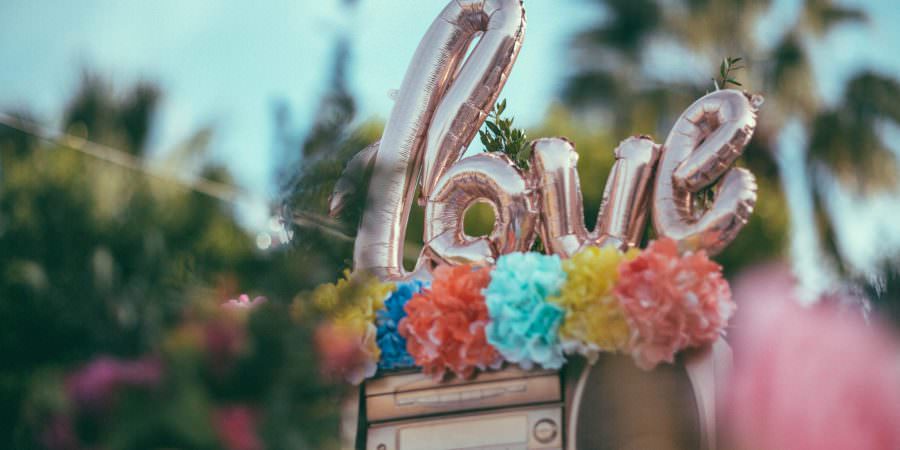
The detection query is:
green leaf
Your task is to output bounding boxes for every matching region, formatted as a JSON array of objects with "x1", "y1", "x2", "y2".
[
  {"x1": 484, "y1": 121, "x2": 501, "y2": 135},
  {"x1": 518, "y1": 144, "x2": 533, "y2": 162},
  {"x1": 479, "y1": 99, "x2": 530, "y2": 169},
  {"x1": 480, "y1": 132, "x2": 490, "y2": 148}
]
